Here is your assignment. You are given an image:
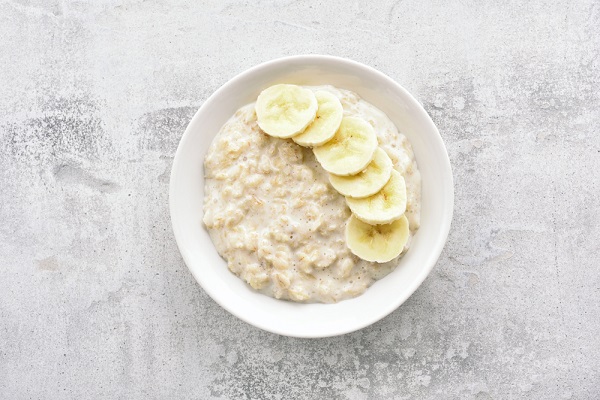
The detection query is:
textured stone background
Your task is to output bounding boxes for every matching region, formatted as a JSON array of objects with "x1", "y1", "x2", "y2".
[{"x1": 1, "y1": 0, "x2": 599, "y2": 399}]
